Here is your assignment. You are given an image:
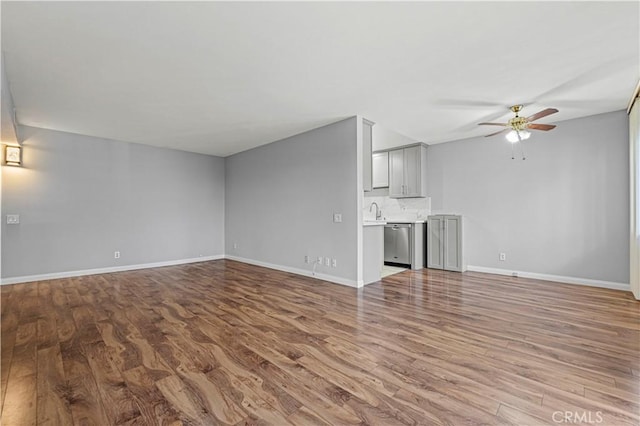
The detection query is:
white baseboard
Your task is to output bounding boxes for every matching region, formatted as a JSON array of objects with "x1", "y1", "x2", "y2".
[
  {"x1": 3, "y1": 255, "x2": 626, "y2": 293},
  {"x1": 0, "y1": 255, "x2": 225, "y2": 285},
  {"x1": 466, "y1": 265, "x2": 630, "y2": 292},
  {"x1": 225, "y1": 255, "x2": 362, "y2": 288}
]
